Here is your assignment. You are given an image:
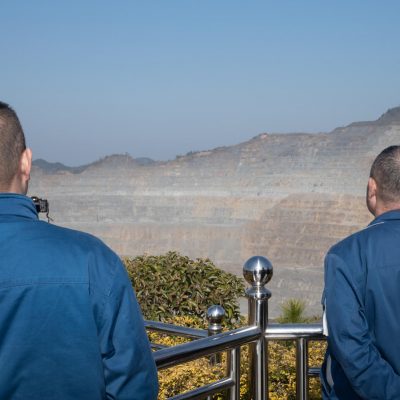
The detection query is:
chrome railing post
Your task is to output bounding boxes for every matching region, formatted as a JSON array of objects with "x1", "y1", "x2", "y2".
[
  {"x1": 206, "y1": 305, "x2": 226, "y2": 400},
  {"x1": 296, "y1": 337, "x2": 309, "y2": 400},
  {"x1": 207, "y1": 304, "x2": 241, "y2": 400},
  {"x1": 227, "y1": 347, "x2": 241, "y2": 400},
  {"x1": 207, "y1": 305, "x2": 225, "y2": 365},
  {"x1": 243, "y1": 256, "x2": 273, "y2": 400}
]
